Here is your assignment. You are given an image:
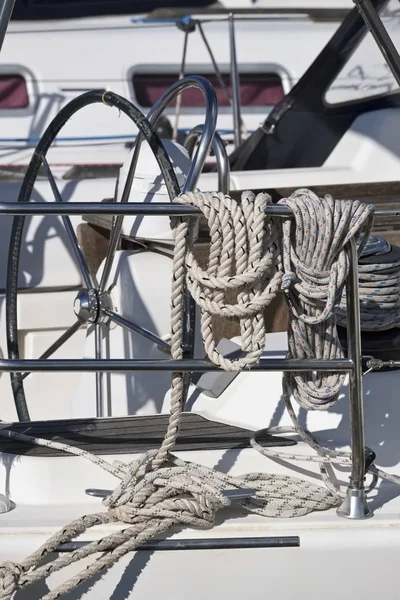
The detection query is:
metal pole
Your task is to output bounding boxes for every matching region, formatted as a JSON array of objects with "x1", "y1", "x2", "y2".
[
  {"x1": 353, "y1": 0, "x2": 400, "y2": 87},
  {"x1": 0, "y1": 202, "x2": 294, "y2": 216},
  {"x1": 57, "y1": 536, "x2": 300, "y2": 553},
  {"x1": 0, "y1": 0, "x2": 16, "y2": 55},
  {"x1": 337, "y1": 237, "x2": 373, "y2": 519},
  {"x1": 375, "y1": 208, "x2": 400, "y2": 216},
  {"x1": 0, "y1": 358, "x2": 353, "y2": 373},
  {"x1": 159, "y1": 78, "x2": 217, "y2": 193},
  {"x1": 229, "y1": 13, "x2": 242, "y2": 149},
  {"x1": 172, "y1": 30, "x2": 189, "y2": 142},
  {"x1": 94, "y1": 324, "x2": 105, "y2": 417},
  {"x1": 198, "y1": 22, "x2": 233, "y2": 106}
]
